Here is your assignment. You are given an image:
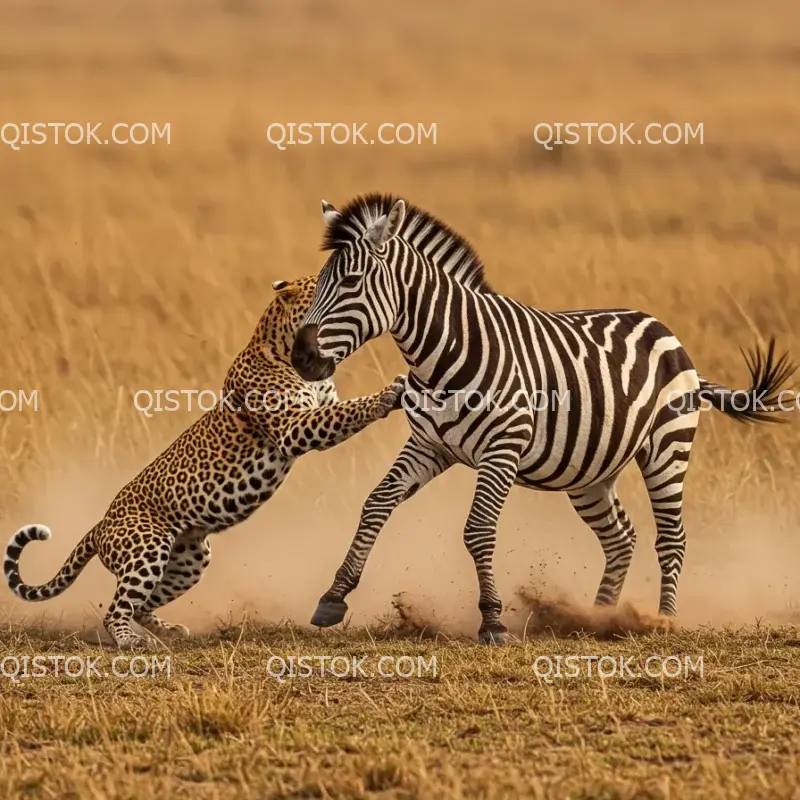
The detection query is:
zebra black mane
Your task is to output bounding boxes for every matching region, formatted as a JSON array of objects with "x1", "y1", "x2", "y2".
[{"x1": 321, "y1": 193, "x2": 493, "y2": 292}]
